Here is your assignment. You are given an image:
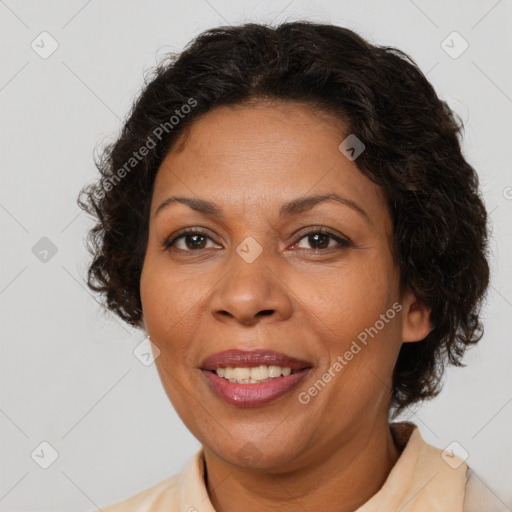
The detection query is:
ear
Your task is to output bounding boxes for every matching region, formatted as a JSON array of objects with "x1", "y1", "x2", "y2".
[{"x1": 401, "y1": 292, "x2": 433, "y2": 343}]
